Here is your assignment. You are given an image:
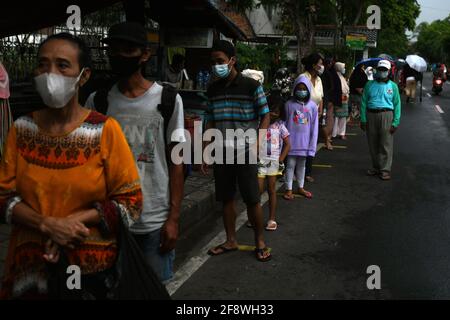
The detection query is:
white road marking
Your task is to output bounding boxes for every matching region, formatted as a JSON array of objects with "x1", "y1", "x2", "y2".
[
  {"x1": 427, "y1": 93, "x2": 432, "y2": 98},
  {"x1": 435, "y1": 105, "x2": 444, "y2": 114}
]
